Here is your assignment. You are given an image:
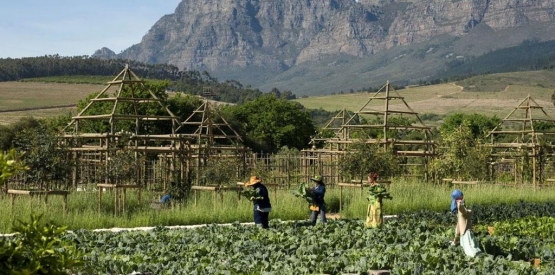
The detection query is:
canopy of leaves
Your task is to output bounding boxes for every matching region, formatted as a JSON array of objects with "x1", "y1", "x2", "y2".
[
  {"x1": 340, "y1": 142, "x2": 401, "y2": 181},
  {"x1": 440, "y1": 113, "x2": 500, "y2": 140},
  {"x1": 224, "y1": 94, "x2": 316, "y2": 153},
  {"x1": 429, "y1": 120, "x2": 490, "y2": 181},
  {"x1": 13, "y1": 124, "x2": 71, "y2": 189}
]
